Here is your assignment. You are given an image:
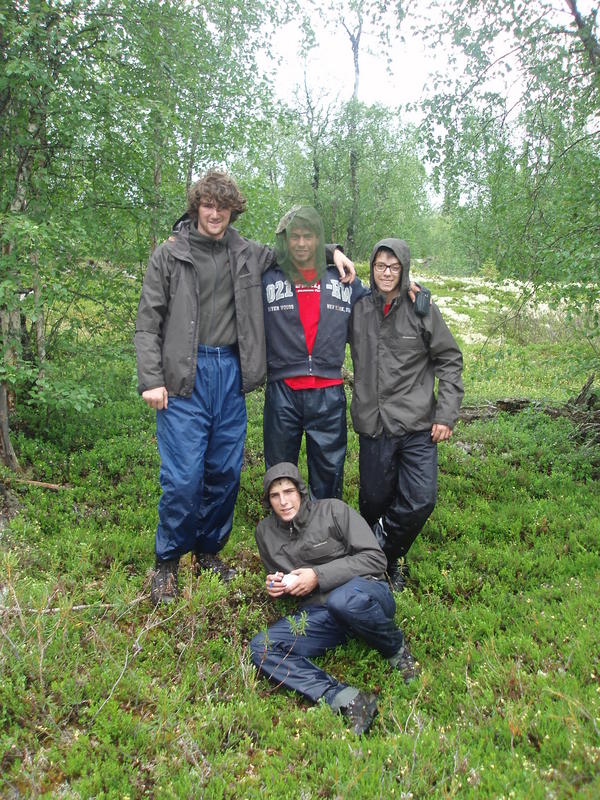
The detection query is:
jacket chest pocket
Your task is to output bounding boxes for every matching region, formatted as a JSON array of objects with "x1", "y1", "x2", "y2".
[
  {"x1": 300, "y1": 538, "x2": 346, "y2": 564},
  {"x1": 387, "y1": 335, "x2": 427, "y2": 357},
  {"x1": 238, "y1": 269, "x2": 262, "y2": 289}
]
